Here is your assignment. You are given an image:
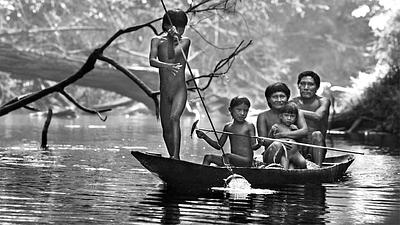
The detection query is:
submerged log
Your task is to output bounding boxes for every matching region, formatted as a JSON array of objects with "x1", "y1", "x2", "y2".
[
  {"x1": 330, "y1": 111, "x2": 357, "y2": 130},
  {"x1": 41, "y1": 108, "x2": 53, "y2": 149},
  {"x1": 330, "y1": 110, "x2": 379, "y2": 132}
]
